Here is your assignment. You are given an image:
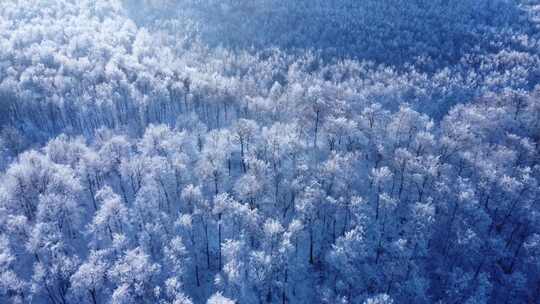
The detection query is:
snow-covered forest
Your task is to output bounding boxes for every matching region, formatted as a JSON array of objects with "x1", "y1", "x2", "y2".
[{"x1": 0, "y1": 0, "x2": 539, "y2": 303}]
